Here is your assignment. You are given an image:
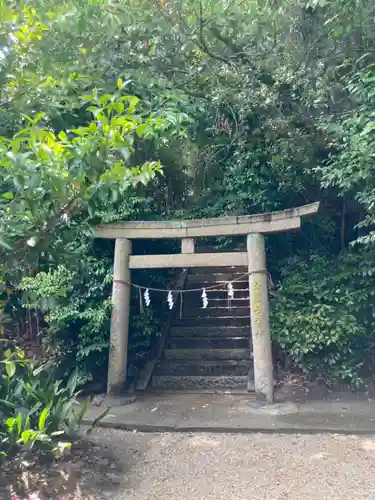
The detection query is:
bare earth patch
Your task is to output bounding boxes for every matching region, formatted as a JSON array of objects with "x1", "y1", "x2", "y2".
[{"x1": 0, "y1": 437, "x2": 126, "y2": 500}]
